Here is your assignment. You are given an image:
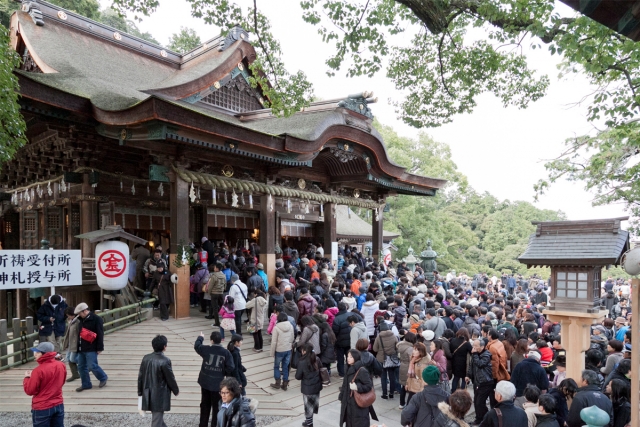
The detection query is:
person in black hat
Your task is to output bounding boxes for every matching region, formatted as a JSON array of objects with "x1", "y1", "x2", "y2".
[{"x1": 36, "y1": 294, "x2": 68, "y2": 354}]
